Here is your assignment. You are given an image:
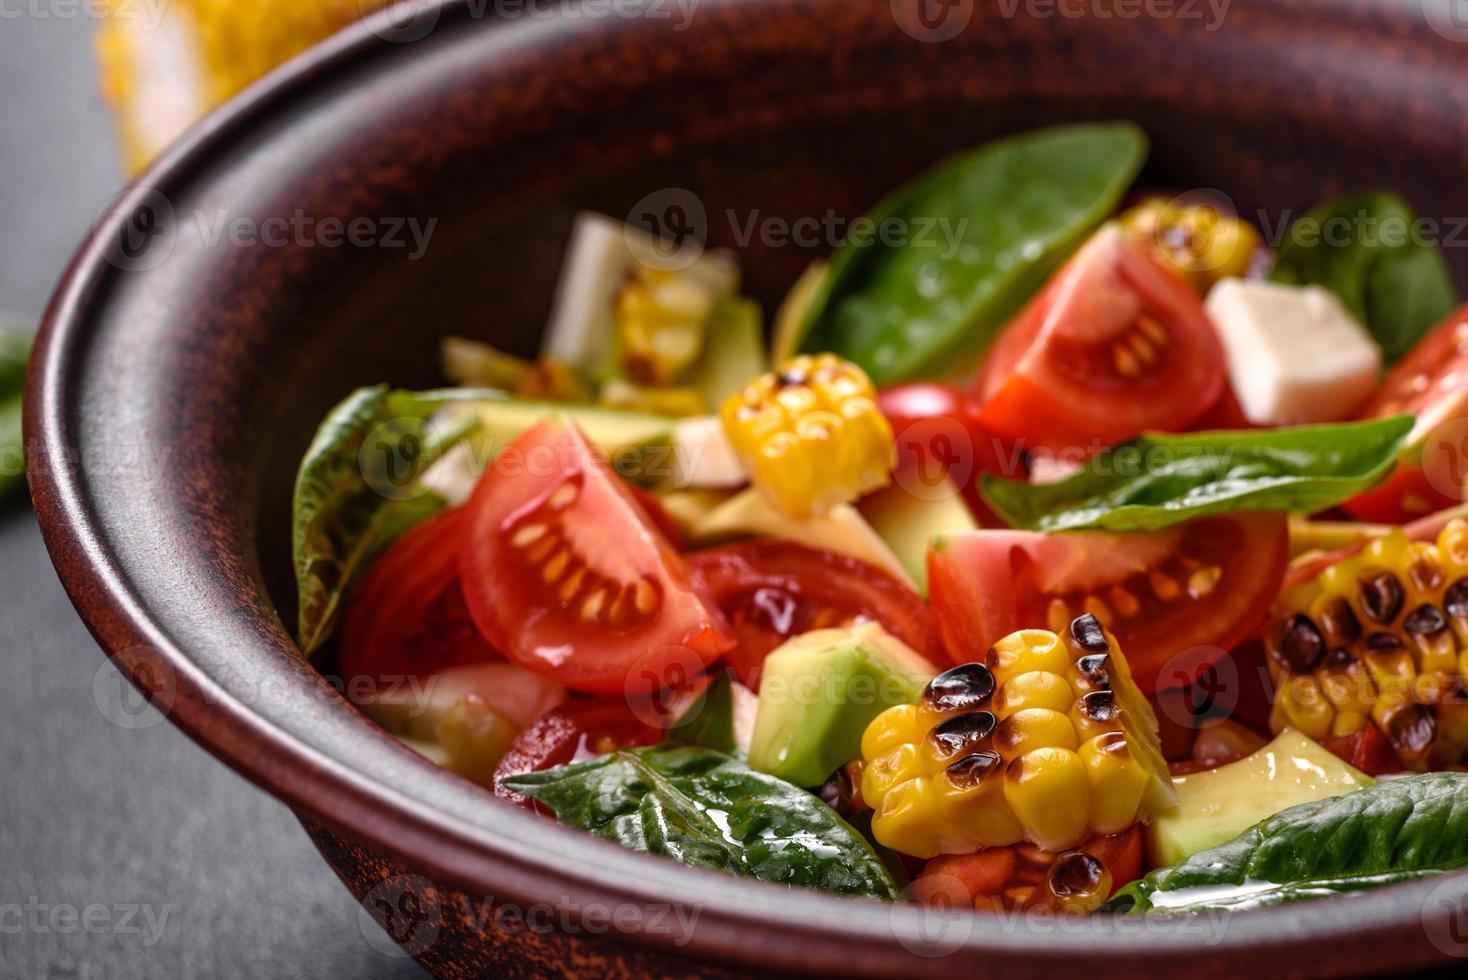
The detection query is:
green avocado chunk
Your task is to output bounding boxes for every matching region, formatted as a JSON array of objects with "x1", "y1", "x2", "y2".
[{"x1": 748, "y1": 623, "x2": 935, "y2": 787}]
